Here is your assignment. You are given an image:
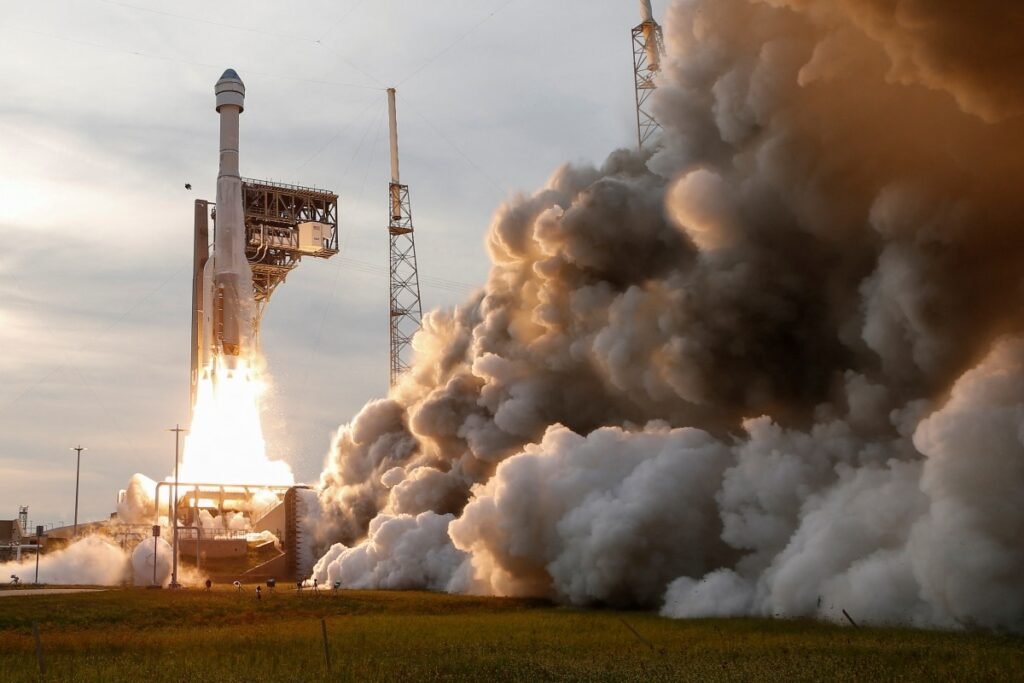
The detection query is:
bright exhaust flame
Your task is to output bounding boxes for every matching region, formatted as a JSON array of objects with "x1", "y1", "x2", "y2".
[{"x1": 178, "y1": 354, "x2": 294, "y2": 486}]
